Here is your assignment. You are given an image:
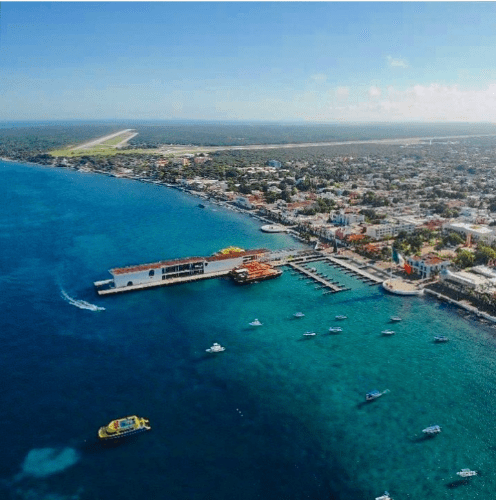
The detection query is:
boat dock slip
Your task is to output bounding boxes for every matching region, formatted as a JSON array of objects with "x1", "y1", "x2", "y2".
[
  {"x1": 324, "y1": 256, "x2": 384, "y2": 285},
  {"x1": 288, "y1": 263, "x2": 348, "y2": 293}
]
